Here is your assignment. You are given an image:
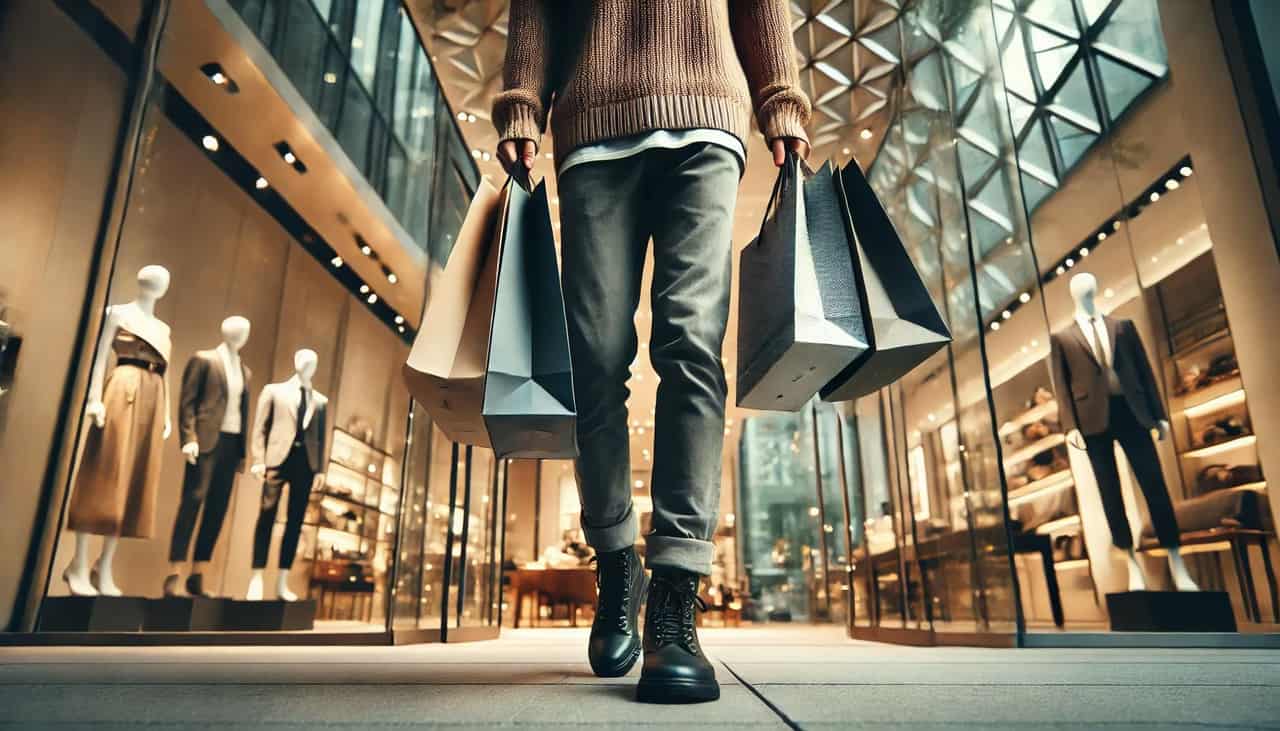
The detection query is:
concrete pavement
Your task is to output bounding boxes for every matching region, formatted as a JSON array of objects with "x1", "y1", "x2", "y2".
[{"x1": 1, "y1": 626, "x2": 1278, "y2": 729}]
